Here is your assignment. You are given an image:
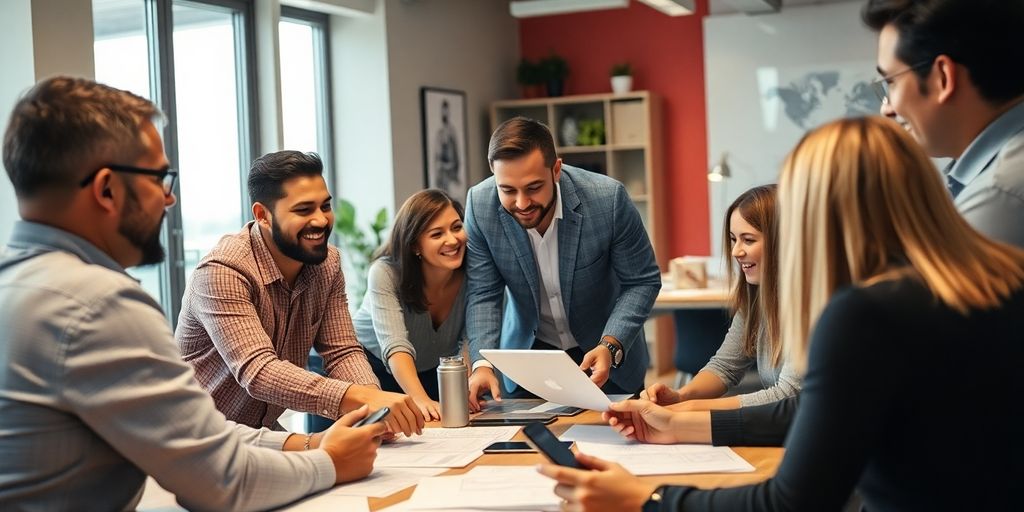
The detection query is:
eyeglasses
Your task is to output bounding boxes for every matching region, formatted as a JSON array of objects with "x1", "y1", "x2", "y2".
[
  {"x1": 870, "y1": 60, "x2": 934, "y2": 104},
  {"x1": 79, "y1": 164, "x2": 178, "y2": 197}
]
